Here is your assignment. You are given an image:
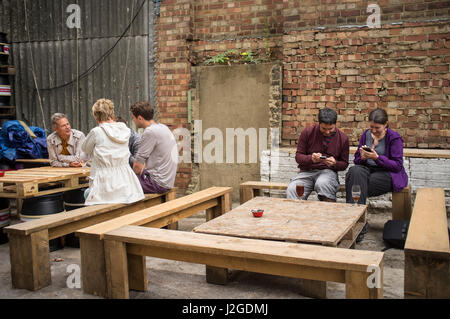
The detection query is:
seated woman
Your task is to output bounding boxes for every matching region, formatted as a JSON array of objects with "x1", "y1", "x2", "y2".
[
  {"x1": 82, "y1": 99, "x2": 145, "y2": 205},
  {"x1": 345, "y1": 109, "x2": 408, "y2": 240}
]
